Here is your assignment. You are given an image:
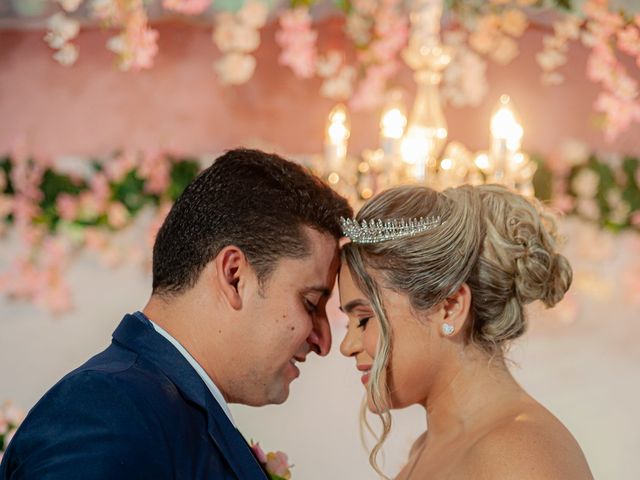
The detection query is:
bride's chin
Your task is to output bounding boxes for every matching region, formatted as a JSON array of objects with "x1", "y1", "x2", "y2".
[{"x1": 366, "y1": 398, "x2": 392, "y2": 415}]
